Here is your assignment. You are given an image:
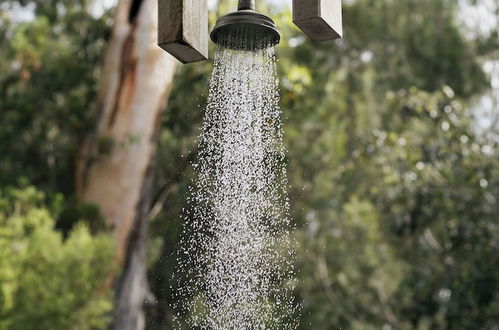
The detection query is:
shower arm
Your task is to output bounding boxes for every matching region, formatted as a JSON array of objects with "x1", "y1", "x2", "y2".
[{"x1": 238, "y1": 0, "x2": 255, "y2": 10}]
